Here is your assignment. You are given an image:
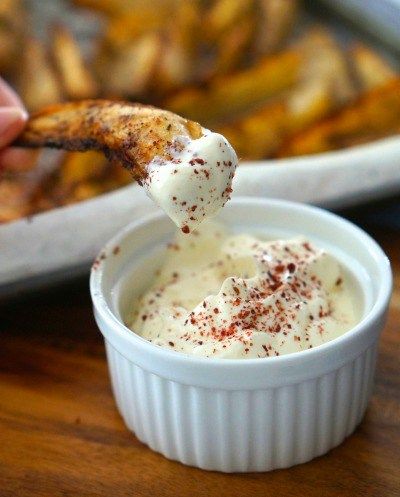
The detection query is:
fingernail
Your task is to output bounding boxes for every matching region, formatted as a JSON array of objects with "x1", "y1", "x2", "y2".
[{"x1": 0, "y1": 107, "x2": 27, "y2": 147}]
